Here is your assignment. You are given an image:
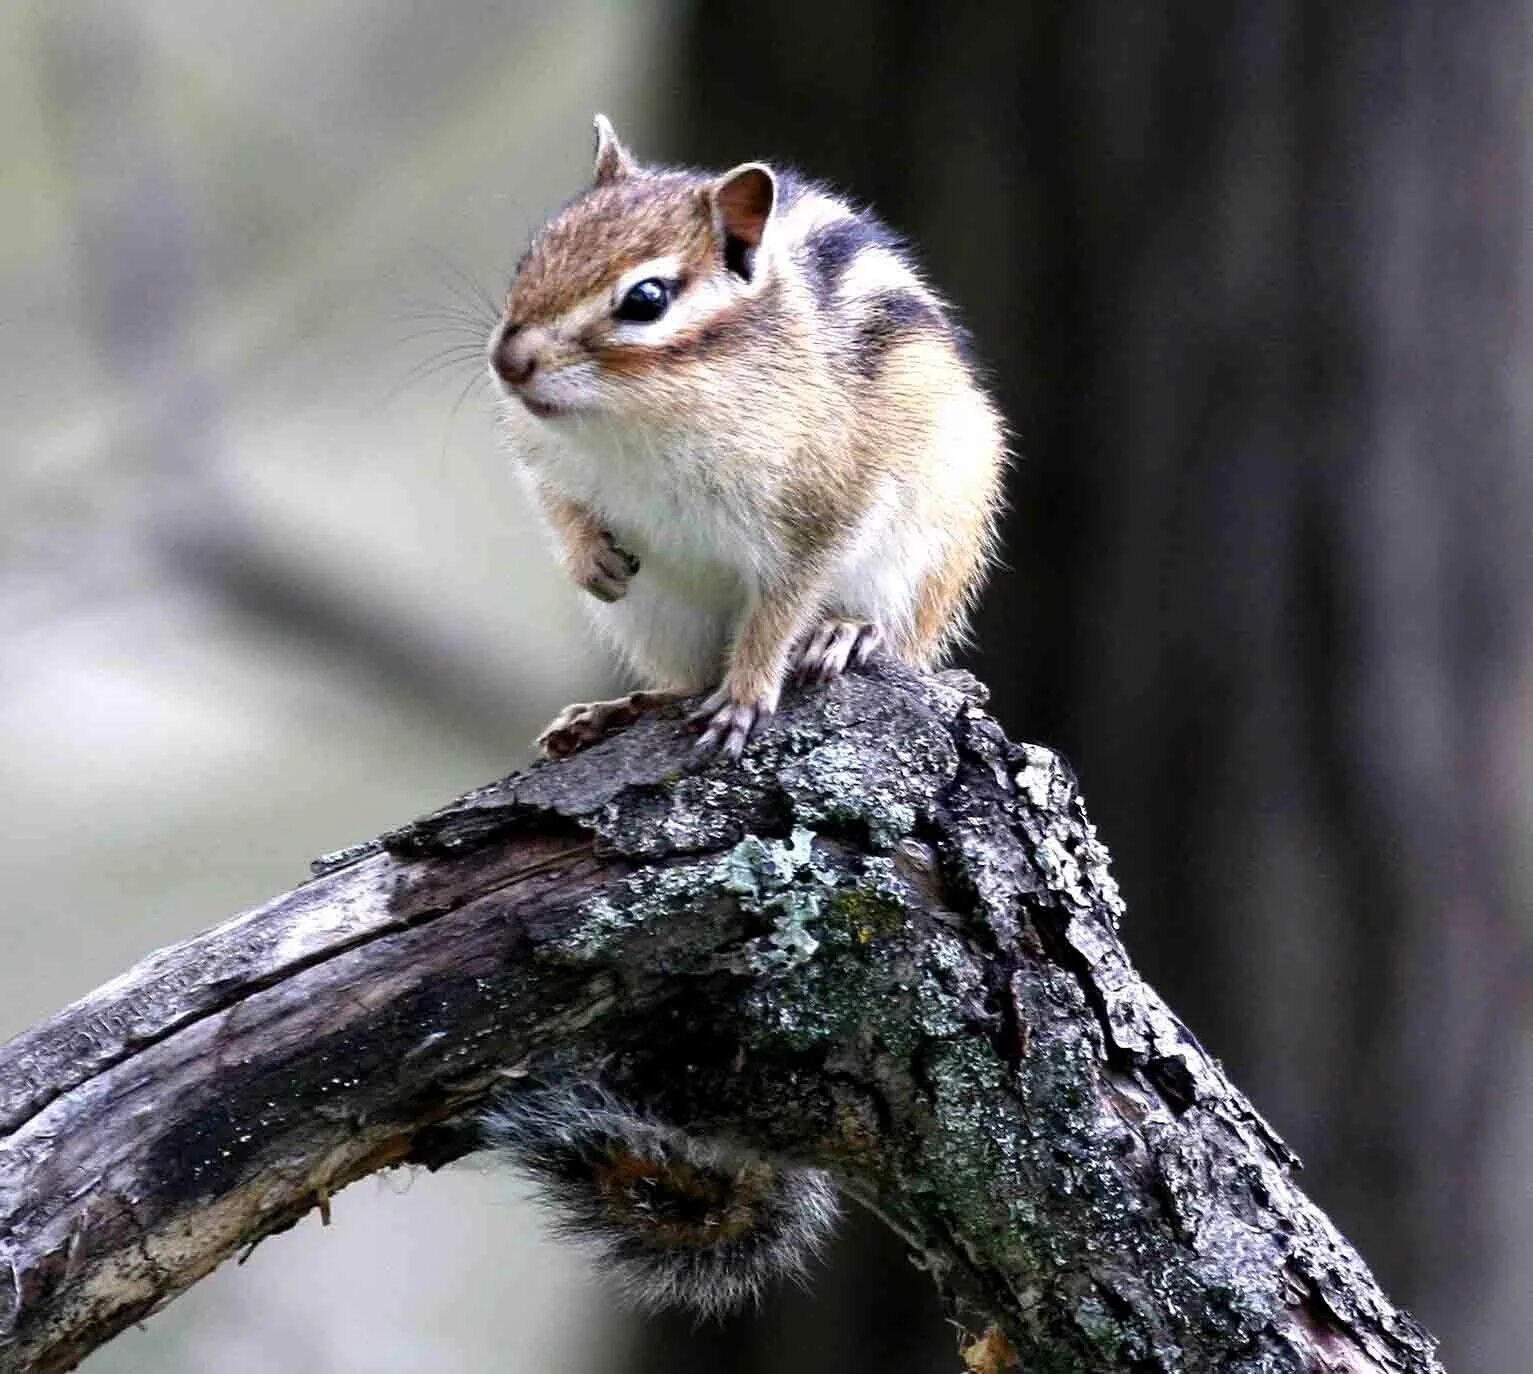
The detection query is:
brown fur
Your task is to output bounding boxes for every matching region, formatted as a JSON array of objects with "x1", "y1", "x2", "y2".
[
  {"x1": 509, "y1": 176, "x2": 714, "y2": 326},
  {"x1": 535, "y1": 483, "x2": 617, "y2": 592}
]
